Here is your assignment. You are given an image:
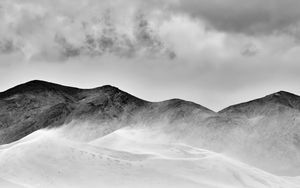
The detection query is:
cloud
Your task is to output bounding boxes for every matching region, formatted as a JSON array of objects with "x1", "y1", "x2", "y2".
[
  {"x1": 0, "y1": 39, "x2": 17, "y2": 54},
  {"x1": 172, "y1": 0, "x2": 300, "y2": 36},
  {"x1": 1, "y1": 0, "x2": 300, "y2": 62},
  {"x1": 240, "y1": 43, "x2": 259, "y2": 57},
  {"x1": 0, "y1": 0, "x2": 176, "y2": 61}
]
